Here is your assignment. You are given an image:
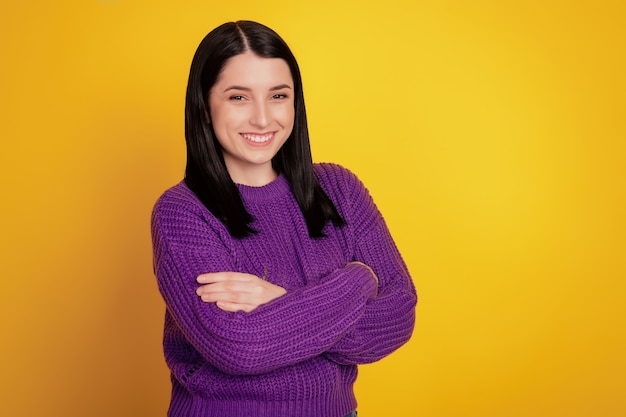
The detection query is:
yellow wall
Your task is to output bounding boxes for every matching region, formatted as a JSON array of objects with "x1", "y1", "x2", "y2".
[{"x1": 1, "y1": 1, "x2": 624, "y2": 416}]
